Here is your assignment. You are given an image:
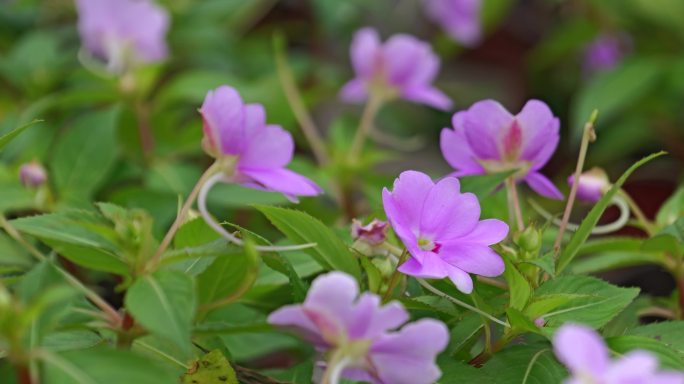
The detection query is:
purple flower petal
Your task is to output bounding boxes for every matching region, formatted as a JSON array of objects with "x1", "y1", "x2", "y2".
[
  {"x1": 267, "y1": 305, "x2": 326, "y2": 346},
  {"x1": 424, "y1": 0, "x2": 482, "y2": 47},
  {"x1": 440, "y1": 112, "x2": 486, "y2": 175},
  {"x1": 398, "y1": 254, "x2": 449, "y2": 279},
  {"x1": 441, "y1": 243, "x2": 505, "y2": 277},
  {"x1": 239, "y1": 168, "x2": 321, "y2": 197},
  {"x1": 458, "y1": 219, "x2": 509, "y2": 245},
  {"x1": 463, "y1": 99, "x2": 514, "y2": 159},
  {"x1": 347, "y1": 294, "x2": 409, "y2": 339},
  {"x1": 388, "y1": 171, "x2": 434, "y2": 230},
  {"x1": 369, "y1": 319, "x2": 449, "y2": 384},
  {"x1": 200, "y1": 86, "x2": 245, "y2": 155},
  {"x1": 445, "y1": 265, "x2": 474, "y2": 293},
  {"x1": 517, "y1": 99, "x2": 560, "y2": 167},
  {"x1": 239, "y1": 124, "x2": 294, "y2": 169},
  {"x1": 340, "y1": 79, "x2": 369, "y2": 103},
  {"x1": 525, "y1": 172, "x2": 564, "y2": 200},
  {"x1": 402, "y1": 86, "x2": 453, "y2": 111},
  {"x1": 419, "y1": 178, "x2": 480, "y2": 240},
  {"x1": 351, "y1": 28, "x2": 381, "y2": 78},
  {"x1": 553, "y1": 324, "x2": 610, "y2": 377},
  {"x1": 382, "y1": 188, "x2": 421, "y2": 260}
]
